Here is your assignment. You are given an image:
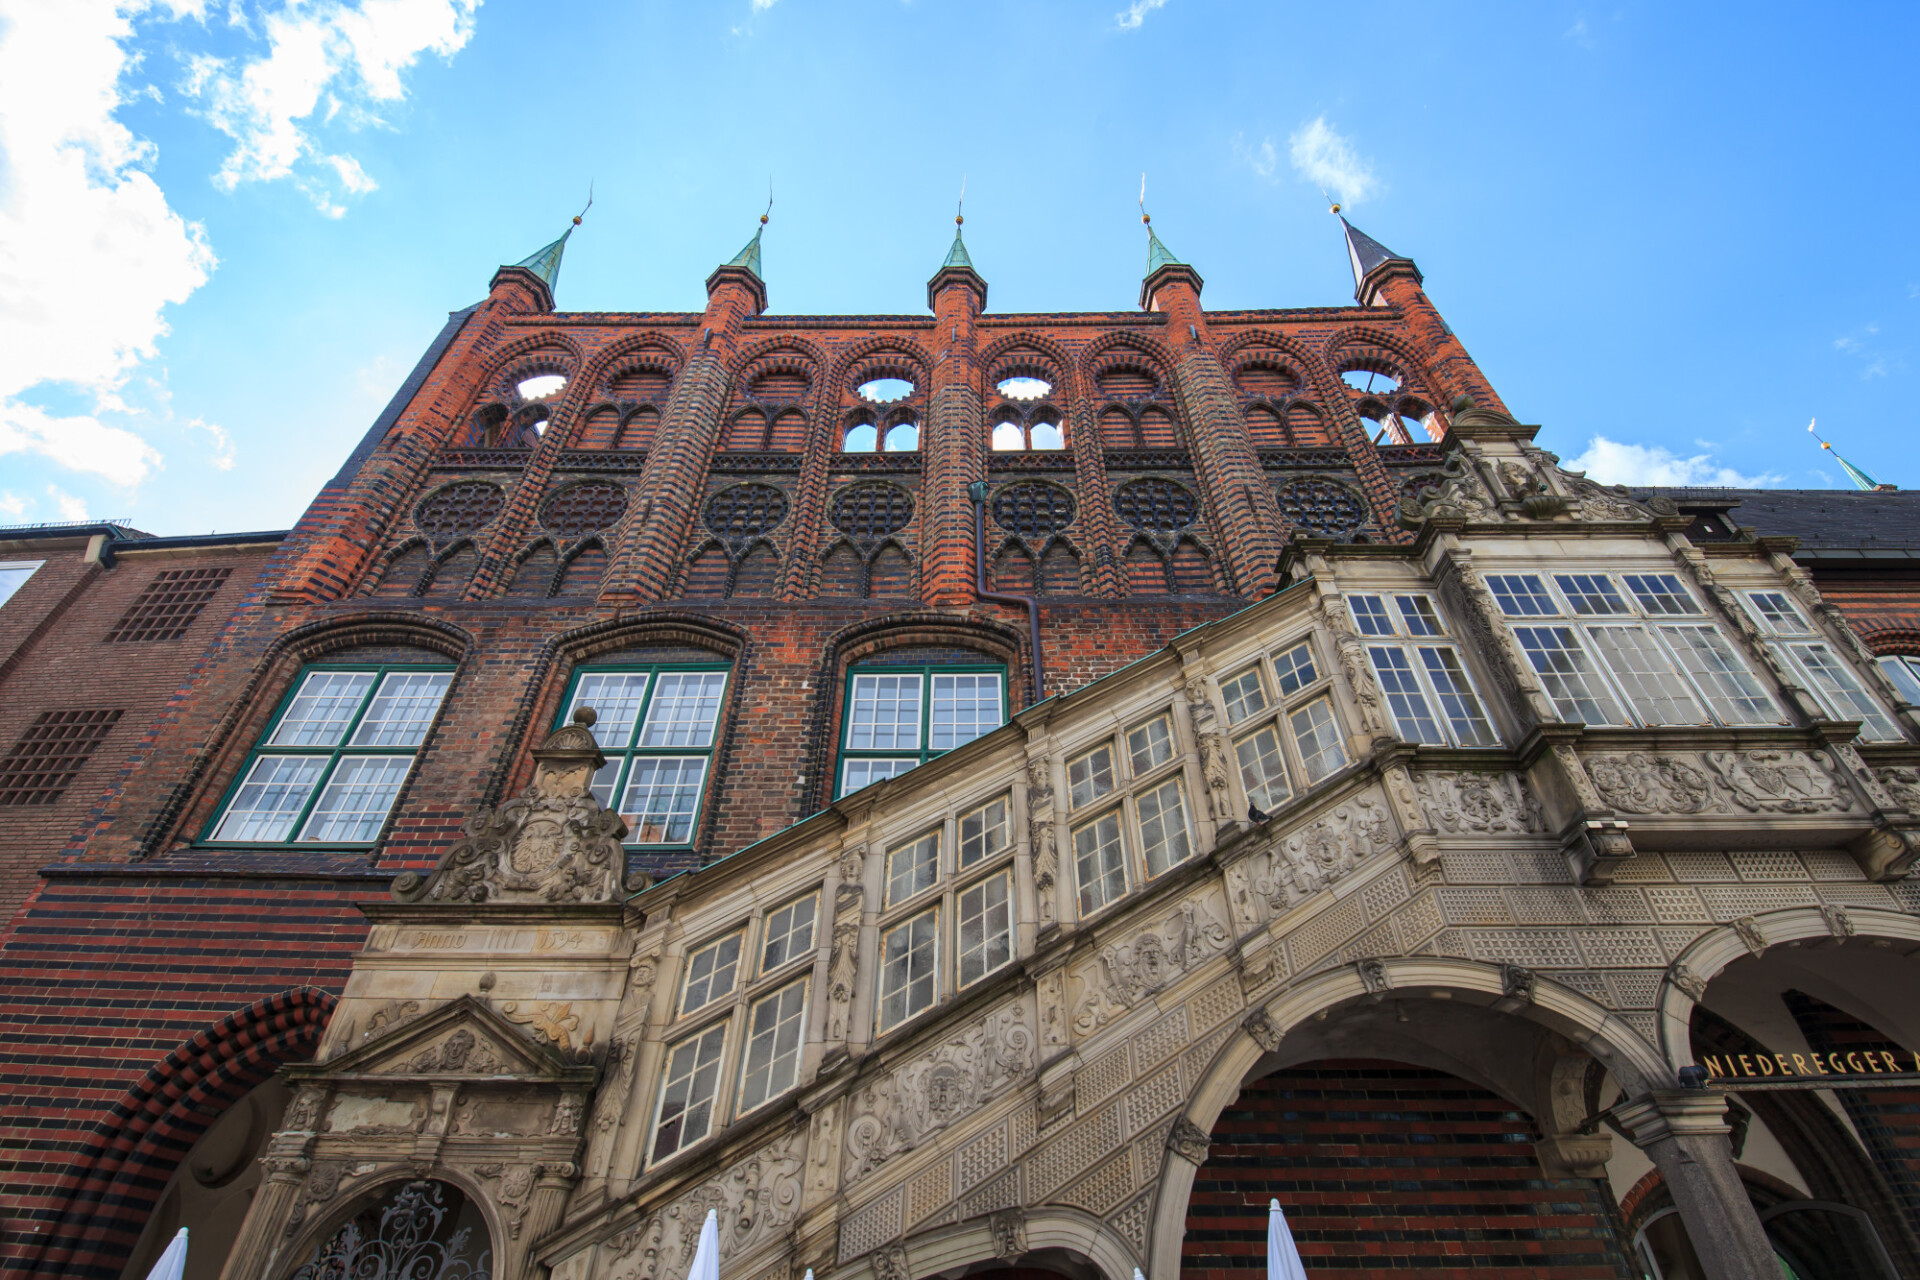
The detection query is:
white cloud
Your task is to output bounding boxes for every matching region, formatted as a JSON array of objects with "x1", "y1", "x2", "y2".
[
  {"x1": 1564, "y1": 436, "x2": 1783, "y2": 488},
  {"x1": 46, "y1": 485, "x2": 90, "y2": 521},
  {"x1": 188, "y1": 416, "x2": 237, "y2": 470},
  {"x1": 1232, "y1": 132, "x2": 1278, "y2": 181},
  {"x1": 1115, "y1": 0, "x2": 1168, "y2": 31},
  {"x1": 750, "y1": 0, "x2": 779, "y2": 10},
  {"x1": 0, "y1": 492, "x2": 26, "y2": 521},
  {"x1": 1564, "y1": 16, "x2": 1593, "y2": 46},
  {"x1": 0, "y1": 0, "x2": 213, "y2": 489},
  {"x1": 187, "y1": 0, "x2": 478, "y2": 213},
  {"x1": 1289, "y1": 115, "x2": 1378, "y2": 207}
]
